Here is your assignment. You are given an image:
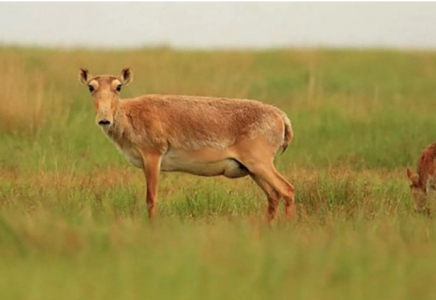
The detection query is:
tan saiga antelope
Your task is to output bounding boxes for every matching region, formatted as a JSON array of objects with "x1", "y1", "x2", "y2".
[
  {"x1": 407, "y1": 142, "x2": 436, "y2": 215},
  {"x1": 79, "y1": 68, "x2": 295, "y2": 221}
]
